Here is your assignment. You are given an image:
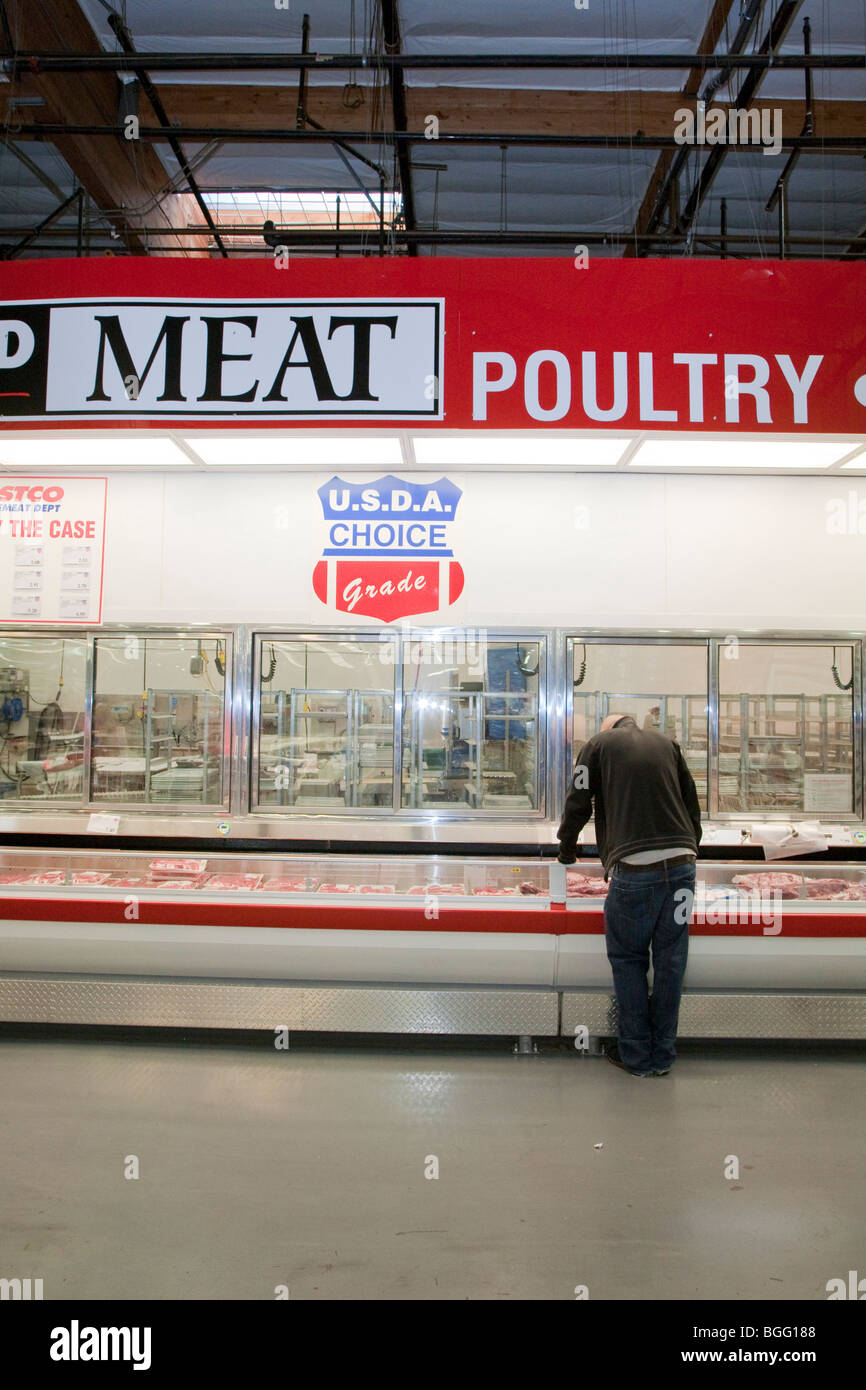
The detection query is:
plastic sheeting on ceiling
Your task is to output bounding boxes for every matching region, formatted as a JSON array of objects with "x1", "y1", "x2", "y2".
[{"x1": 2, "y1": 0, "x2": 862, "y2": 260}]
